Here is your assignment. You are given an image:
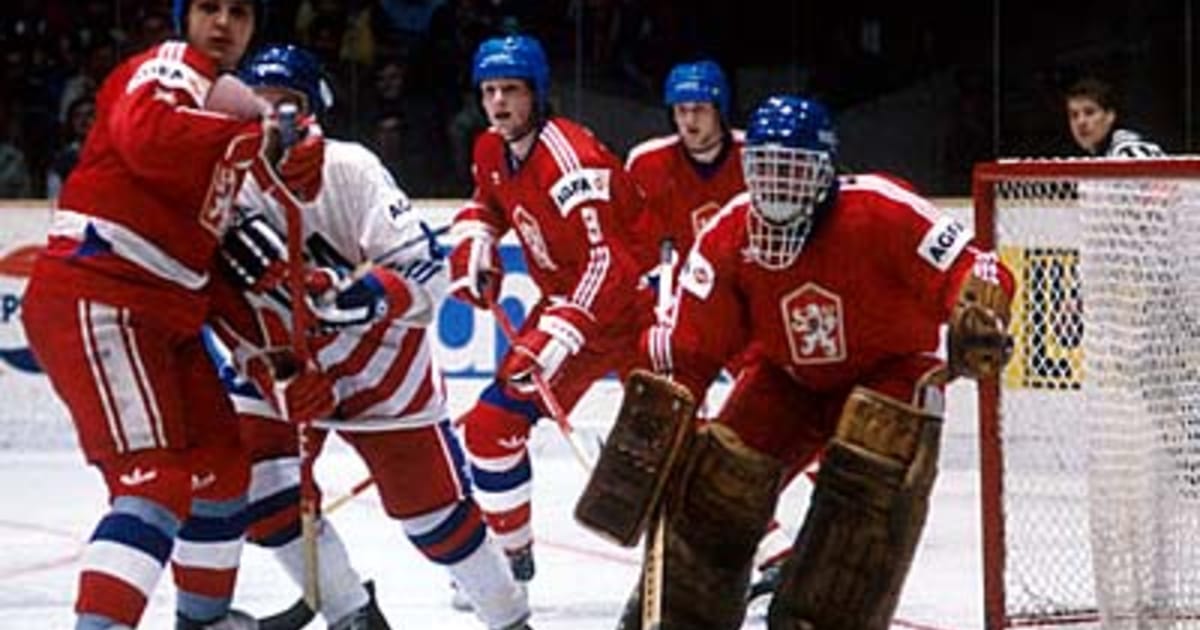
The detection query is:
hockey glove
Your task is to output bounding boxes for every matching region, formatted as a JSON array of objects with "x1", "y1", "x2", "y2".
[
  {"x1": 275, "y1": 116, "x2": 324, "y2": 202},
  {"x1": 280, "y1": 367, "x2": 336, "y2": 423},
  {"x1": 220, "y1": 212, "x2": 288, "y2": 292},
  {"x1": 948, "y1": 262, "x2": 1014, "y2": 379},
  {"x1": 305, "y1": 266, "x2": 414, "y2": 331},
  {"x1": 498, "y1": 310, "x2": 587, "y2": 396},
  {"x1": 448, "y1": 232, "x2": 502, "y2": 309}
]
